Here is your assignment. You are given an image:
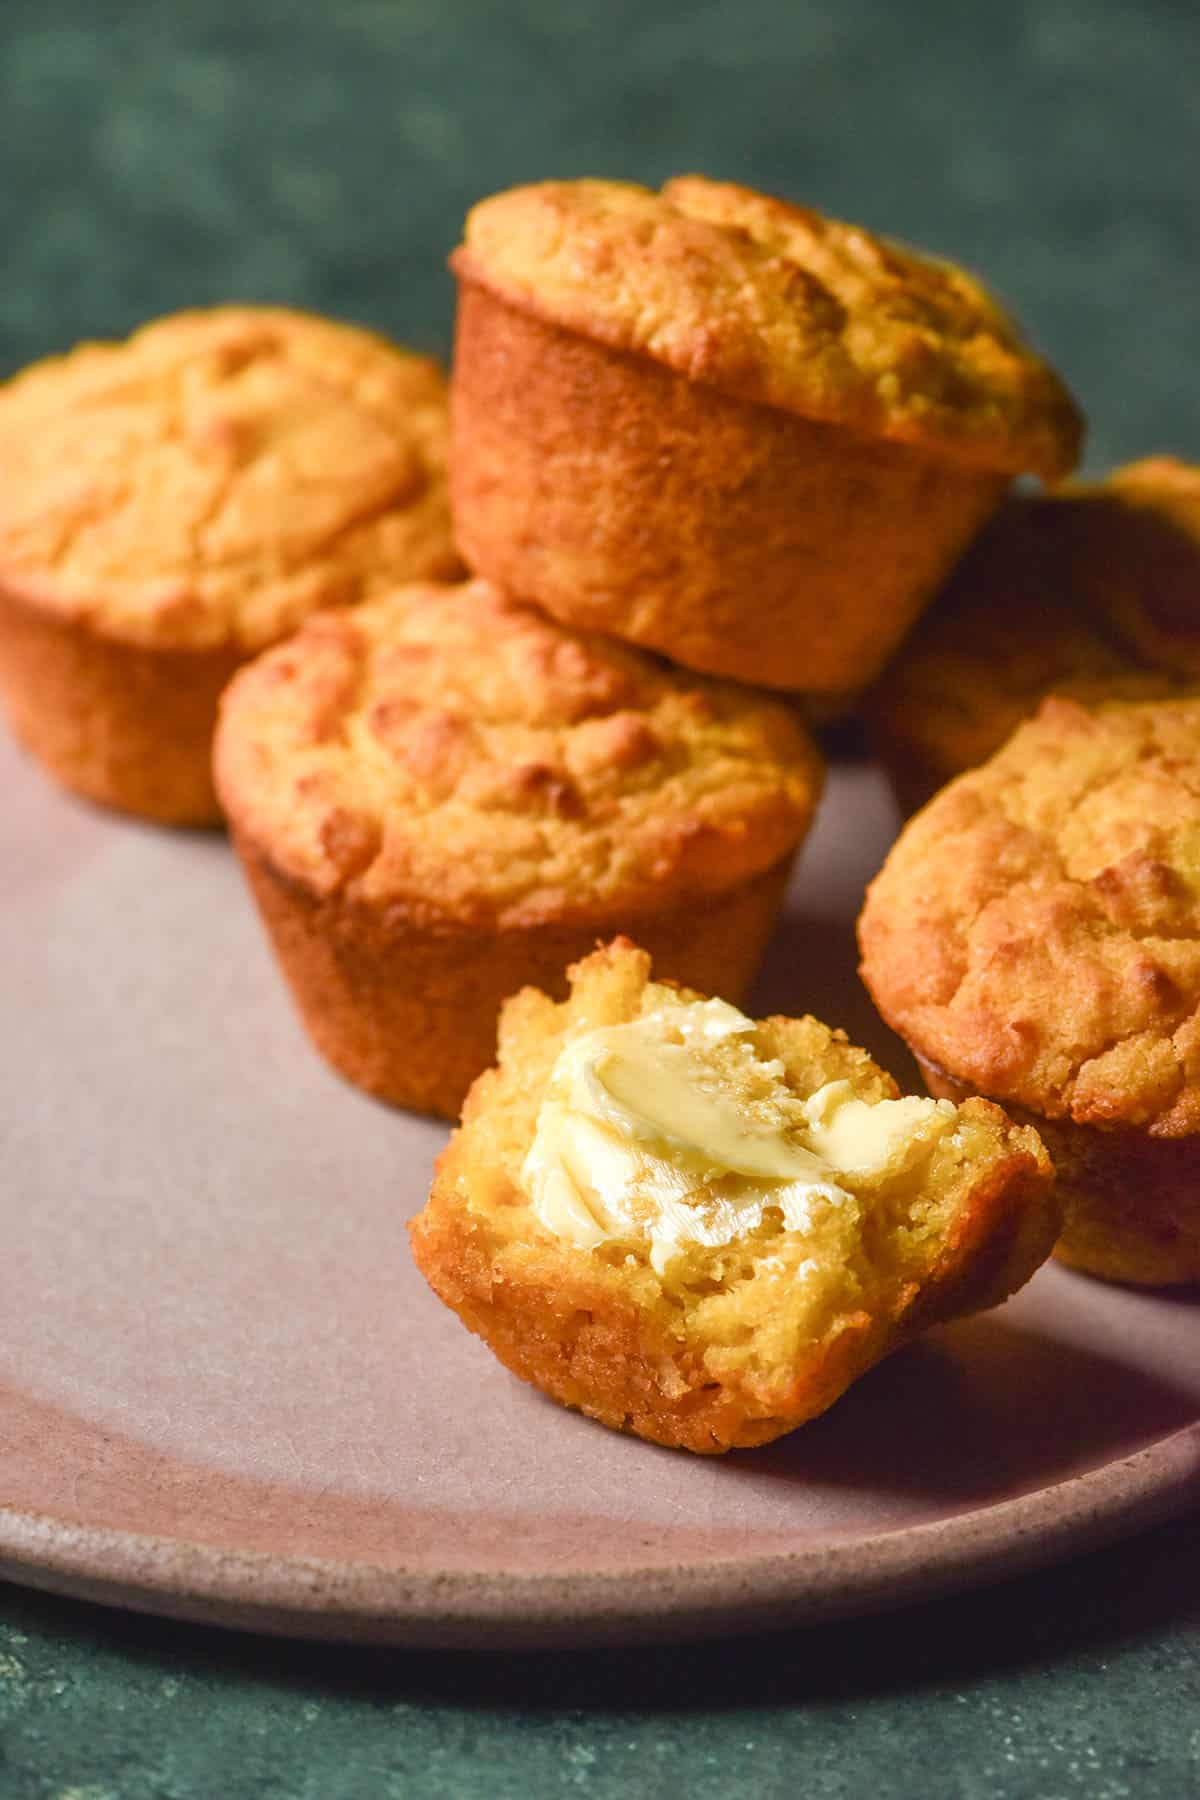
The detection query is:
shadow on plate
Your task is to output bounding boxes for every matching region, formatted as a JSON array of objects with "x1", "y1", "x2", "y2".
[
  {"x1": 725, "y1": 1310, "x2": 1198, "y2": 1505},
  {"x1": 749, "y1": 907, "x2": 918, "y2": 1086}
]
